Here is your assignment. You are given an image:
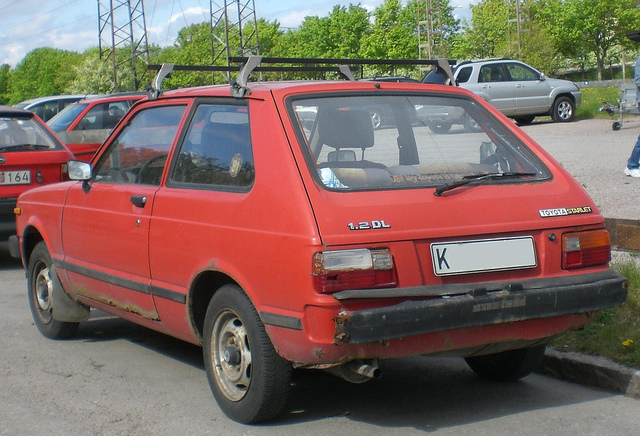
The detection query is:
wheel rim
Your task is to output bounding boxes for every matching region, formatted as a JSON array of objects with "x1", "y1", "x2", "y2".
[
  {"x1": 33, "y1": 262, "x2": 53, "y2": 324},
  {"x1": 557, "y1": 101, "x2": 572, "y2": 120},
  {"x1": 212, "y1": 309, "x2": 252, "y2": 402}
]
